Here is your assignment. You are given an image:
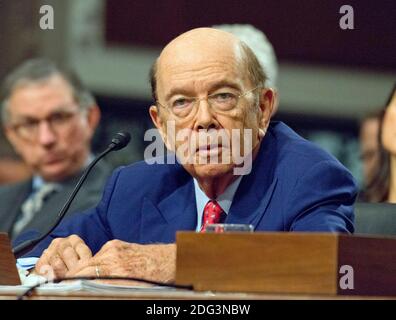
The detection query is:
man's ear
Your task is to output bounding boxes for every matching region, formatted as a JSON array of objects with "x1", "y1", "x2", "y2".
[
  {"x1": 258, "y1": 88, "x2": 275, "y2": 138},
  {"x1": 149, "y1": 105, "x2": 168, "y2": 142},
  {"x1": 86, "y1": 105, "x2": 101, "y2": 139},
  {"x1": 4, "y1": 125, "x2": 22, "y2": 156},
  {"x1": 149, "y1": 105, "x2": 176, "y2": 152},
  {"x1": 149, "y1": 105, "x2": 163, "y2": 132}
]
